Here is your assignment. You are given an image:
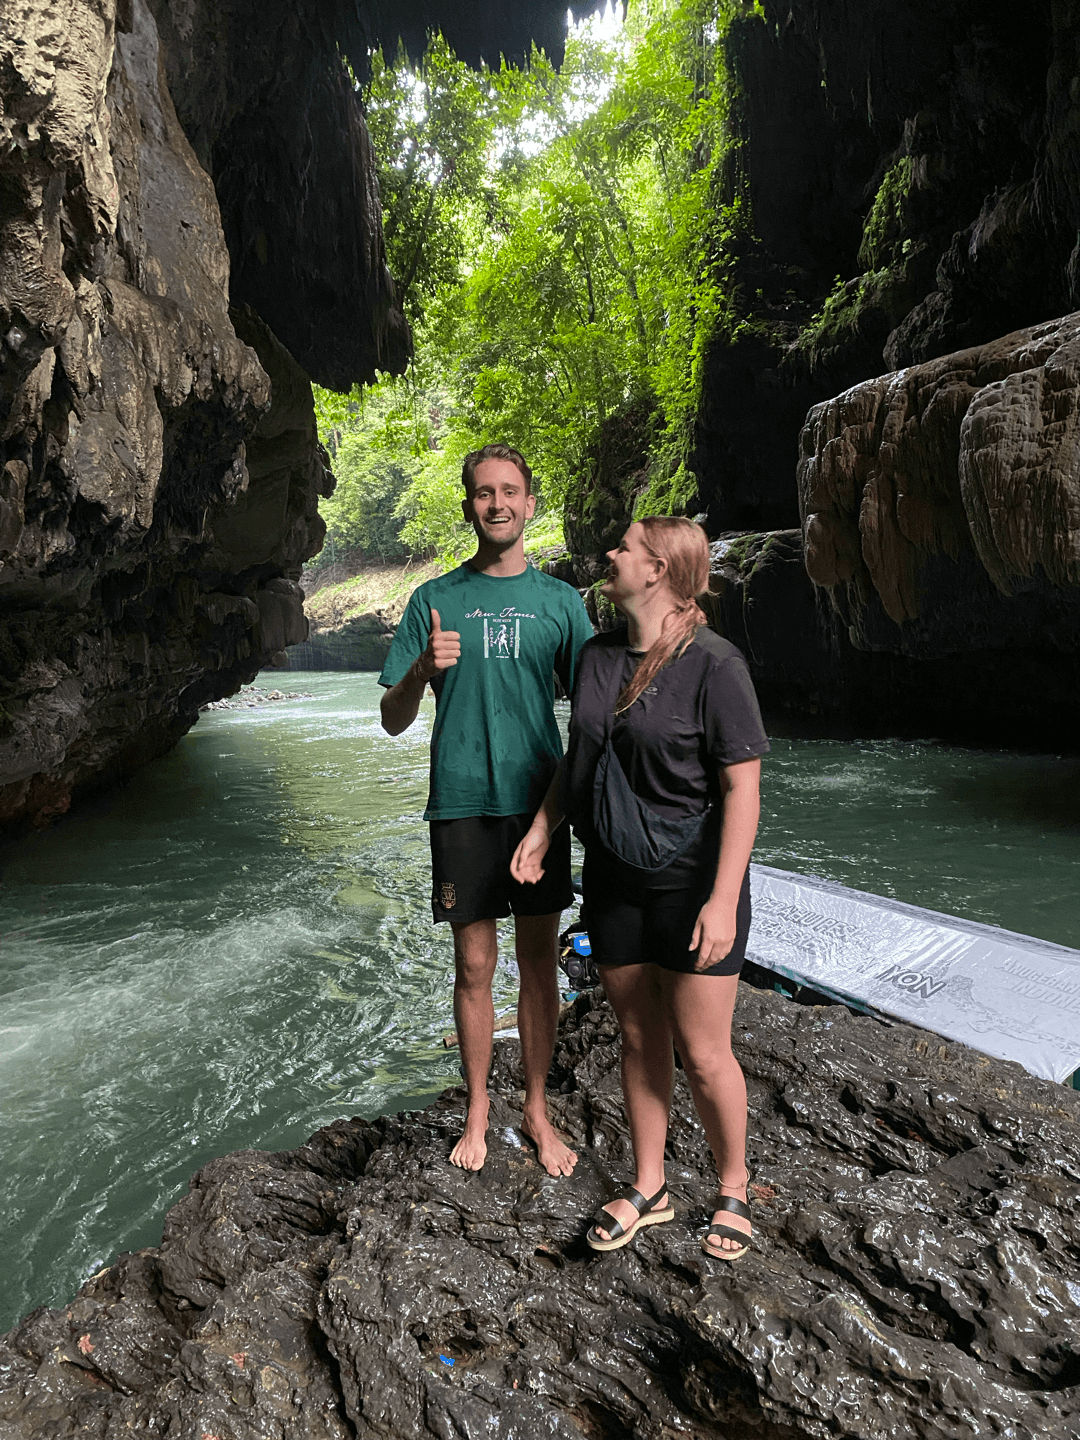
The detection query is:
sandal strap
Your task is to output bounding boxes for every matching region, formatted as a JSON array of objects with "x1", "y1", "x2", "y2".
[
  {"x1": 592, "y1": 1208, "x2": 627, "y2": 1241},
  {"x1": 706, "y1": 1222, "x2": 751, "y2": 1246},
  {"x1": 591, "y1": 1182, "x2": 669, "y2": 1241},
  {"x1": 636, "y1": 1183, "x2": 670, "y2": 1214},
  {"x1": 713, "y1": 1194, "x2": 751, "y2": 1223}
]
